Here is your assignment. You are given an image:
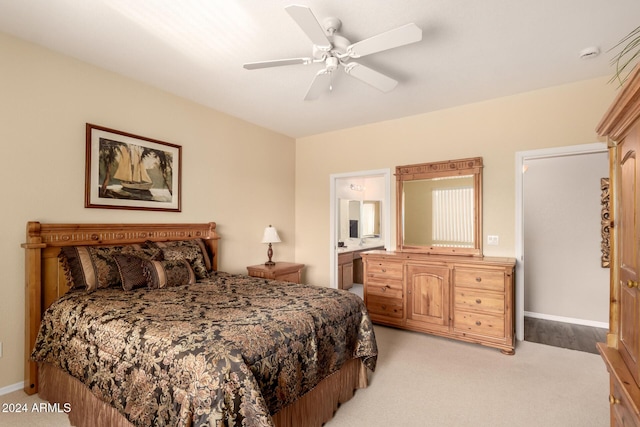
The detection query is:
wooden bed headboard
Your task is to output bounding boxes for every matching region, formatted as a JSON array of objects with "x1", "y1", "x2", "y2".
[{"x1": 21, "y1": 221, "x2": 221, "y2": 395}]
